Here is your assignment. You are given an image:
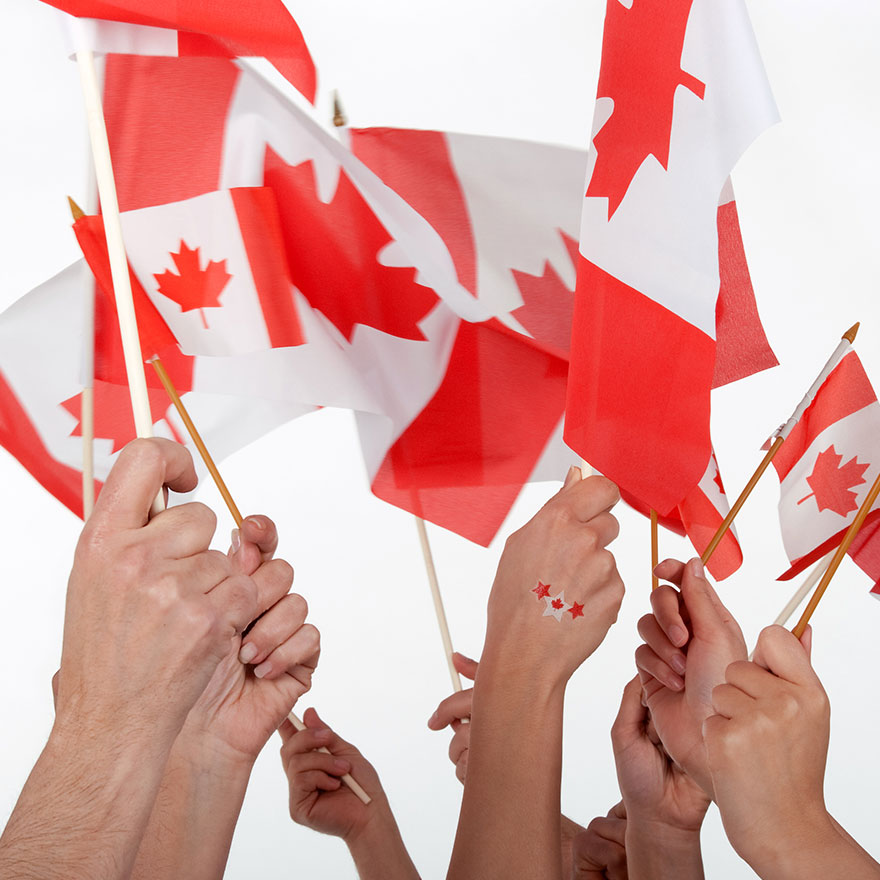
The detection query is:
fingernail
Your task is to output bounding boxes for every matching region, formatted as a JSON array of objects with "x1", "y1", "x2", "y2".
[
  {"x1": 254, "y1": 661, "x2": 271, "y2": 679},
  {"x1": 245, "y1": 516, "x2": 263, "y2": 531},
  {"x1": 333, "y1": 759, "x2": 350, "y2": 773},
  {"x1": 670, "y1": 653, "x2": 686, "y2": 675},
  {"x1": 670, "y1": 625, "x2": 688, "y2": 647},
  {"x1": 690, "y1": 558, "x2": 704, "y2": 578},
  {"x1": 668, "y1": 674, "x2": 685, "y2": 691},
  {"x1": 427, "y1": 711, "x2": 439, "y2": 728},
  {"x1": 231, "y1": 528, "x2": 241, "y2": 553},
  {"x1": 239, "y1": 643, "x2": 258, "y2": 664},
  {"x1": 563, "y1": 465, "x2": 582, "y2": 488}
]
